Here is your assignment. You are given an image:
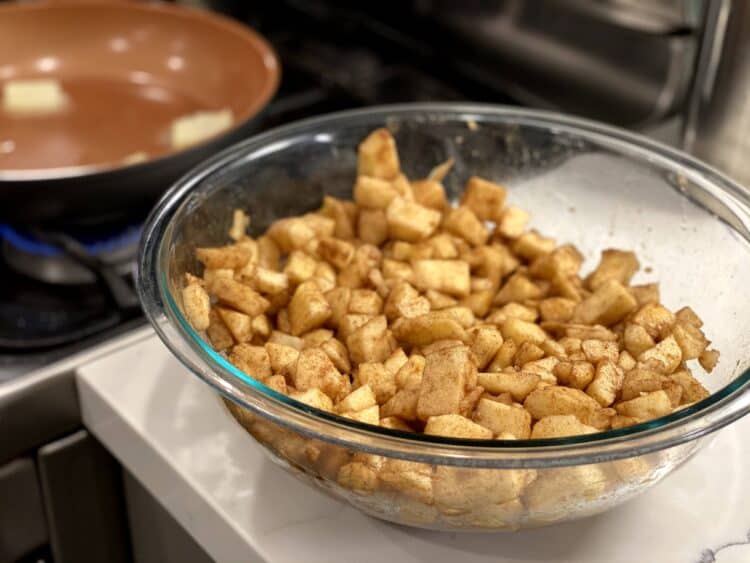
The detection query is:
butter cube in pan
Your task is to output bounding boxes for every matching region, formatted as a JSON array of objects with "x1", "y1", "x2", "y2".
[{"x1": 3, "y1": 78, "x2": 67, "y2": 115}]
